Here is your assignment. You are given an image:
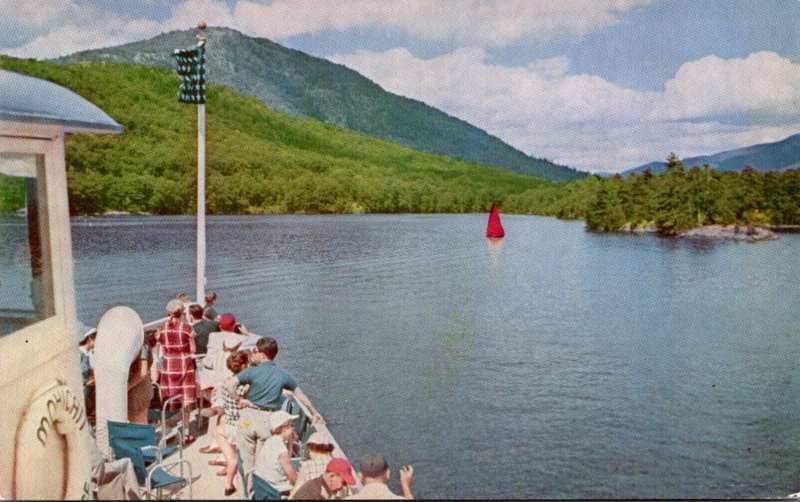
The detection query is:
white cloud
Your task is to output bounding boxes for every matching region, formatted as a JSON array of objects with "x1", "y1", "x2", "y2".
[
  {"x1": 650, "y1": 51, "x2": 800, "y2": 124},
  {"x1": 2, "y1": 1, "x2": 797, "y2": 172},
  {"x1": 1, "y1": 0, "x2": 165, "y2": 58},
  {"x1": 331, "y1": 47, "x2": 800, "y2": 172},
  {"x1": 165, "y1": 0, "x2": 655, "y2": 46},
  {"x1": 527, "y1": 57, "x2": 570, "y2": 78}
]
